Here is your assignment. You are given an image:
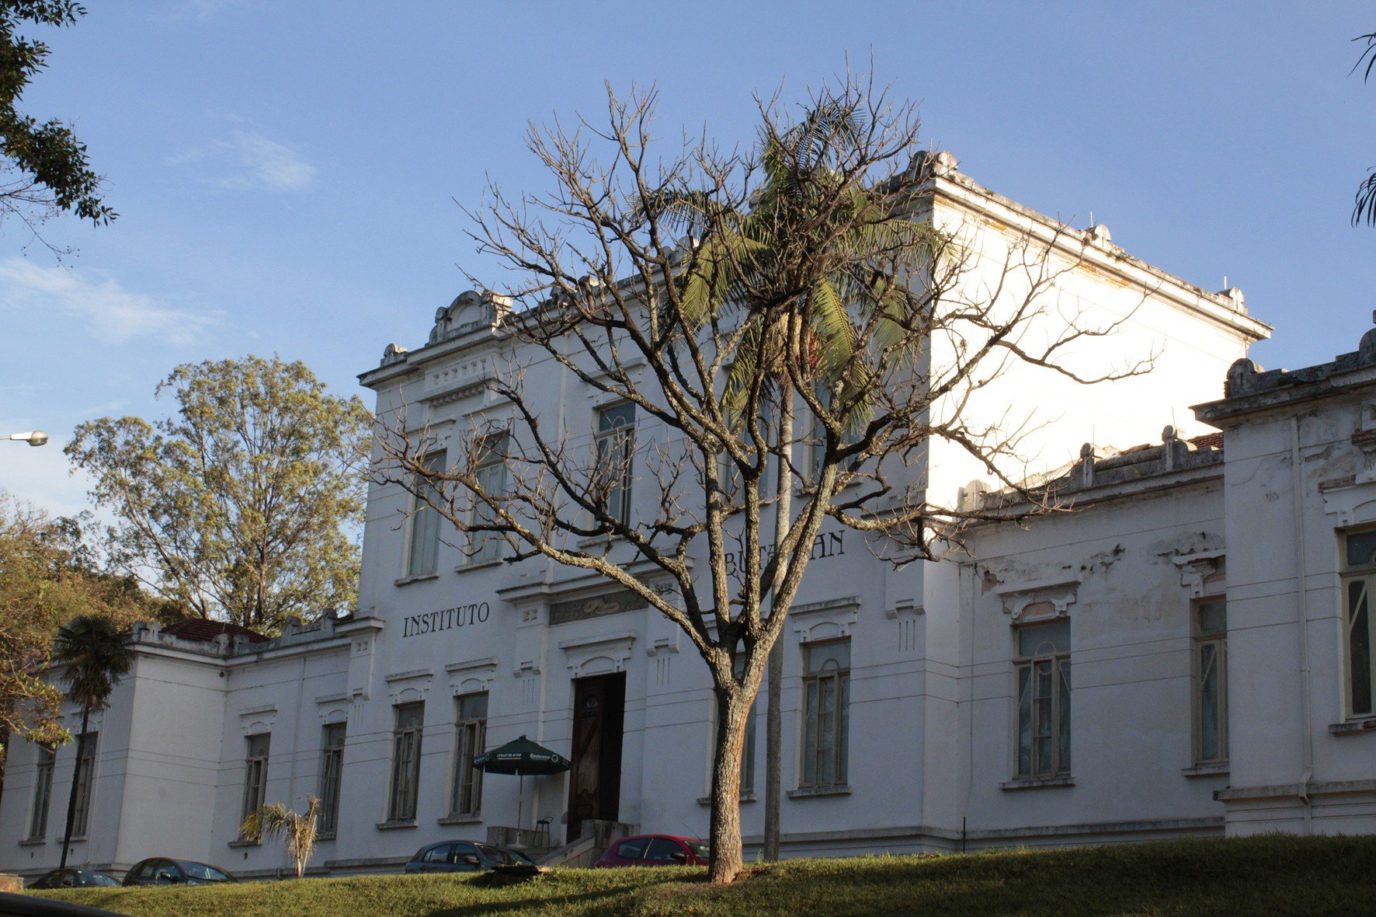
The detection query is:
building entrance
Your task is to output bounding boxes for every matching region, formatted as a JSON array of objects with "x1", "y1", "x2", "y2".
[{"x1": 566, "y1": 672, "x2": 625, "y2": 842}]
